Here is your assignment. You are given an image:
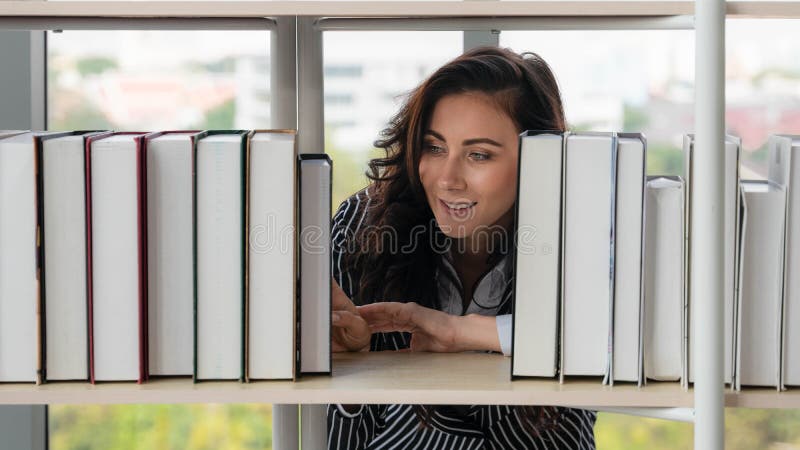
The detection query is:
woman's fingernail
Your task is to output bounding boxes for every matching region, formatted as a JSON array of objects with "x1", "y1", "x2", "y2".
[{"x1": 332, "y1": 312, "x2": 341, "y2": 323}]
